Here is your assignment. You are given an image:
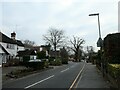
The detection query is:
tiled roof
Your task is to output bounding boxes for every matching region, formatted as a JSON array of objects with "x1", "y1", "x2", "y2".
[
  {"x1": 17, "y1": 49, "x2": 36, "y2": 56},
  {"x1": 0, "y1": 32, "x2": 16, "y2": 44},
  {"x1": 0, "y1": 32, "x2": 24, "y2": 46},
  {"x1": 16, "y1": 40, "x2": 24, "y2": 46}
]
